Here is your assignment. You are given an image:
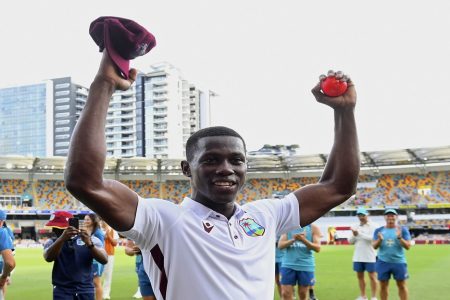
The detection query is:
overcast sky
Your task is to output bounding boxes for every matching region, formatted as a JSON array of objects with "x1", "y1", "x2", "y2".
[{"x1": 1, "y1": 0, "x2": 449, "y2": 154}]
